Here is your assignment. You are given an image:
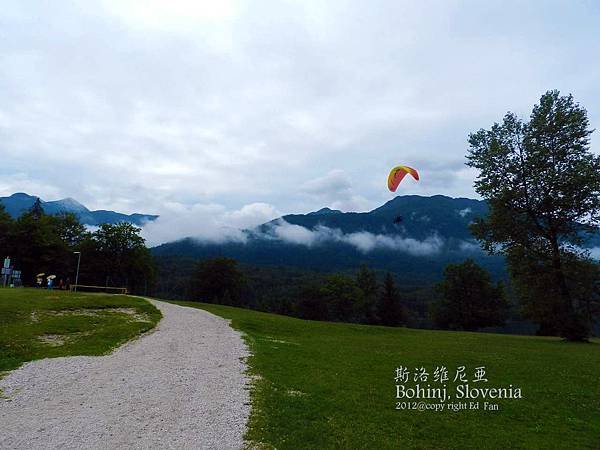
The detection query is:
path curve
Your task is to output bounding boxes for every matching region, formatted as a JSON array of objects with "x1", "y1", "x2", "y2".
[{"x1": 0, "y1": 300, "x2": 250, "y2": 449}]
